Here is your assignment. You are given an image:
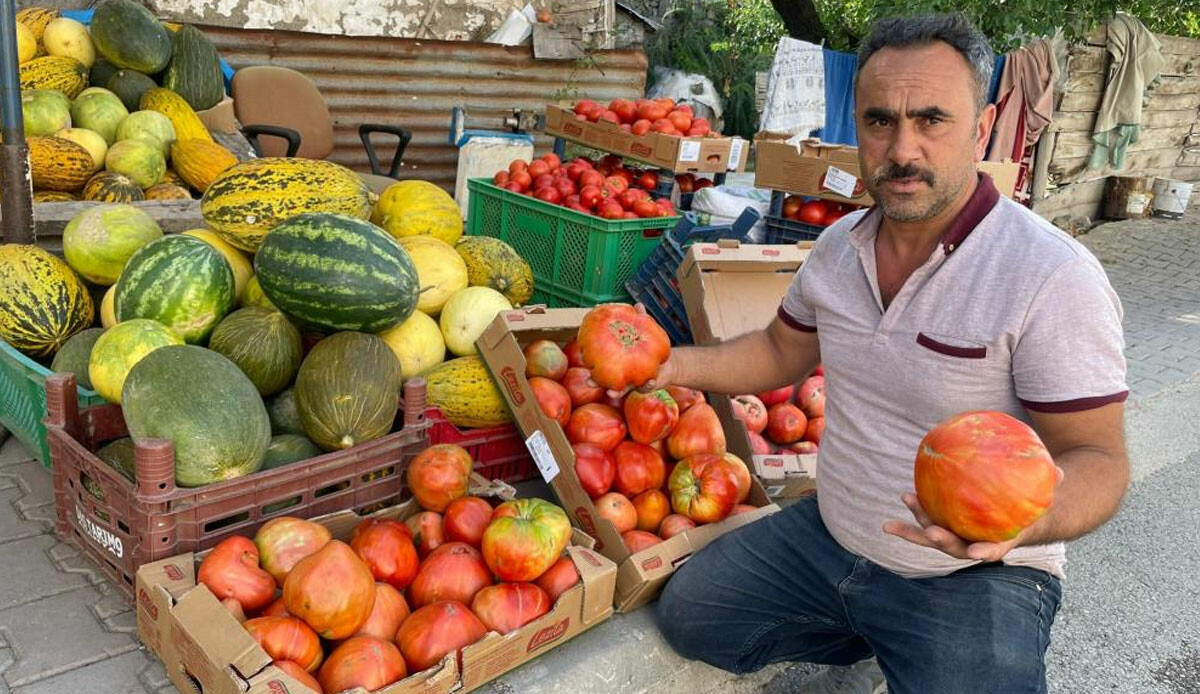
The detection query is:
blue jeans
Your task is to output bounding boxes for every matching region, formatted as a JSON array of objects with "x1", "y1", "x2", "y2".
[{"x1": 656, "y1": 495, "x2": 1062, "y2": 694}]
